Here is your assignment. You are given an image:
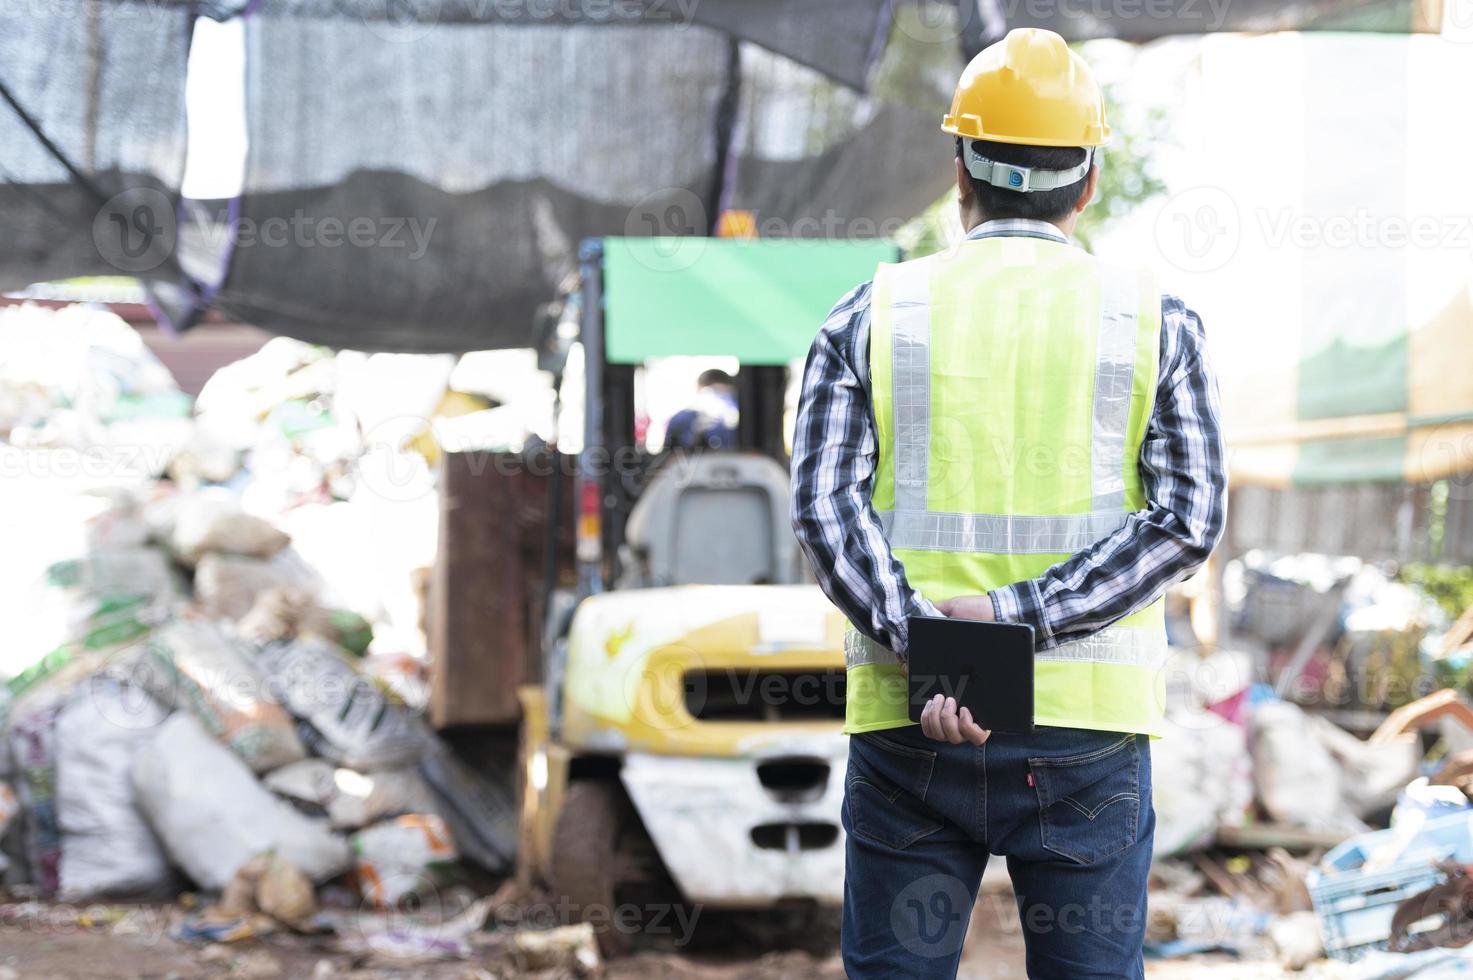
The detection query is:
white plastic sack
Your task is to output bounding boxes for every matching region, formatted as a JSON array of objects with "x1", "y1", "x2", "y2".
[
  {"x1": 193, "y1": 551, "x2": 322, "y2": 621},
  {"x1": 262, "y1": 759, "x2": 337, "y2": 817},
  {"x1": 265, "y1": 759, "x2": 437, "y2": 831},
  {"x1": 1311, "y1": 714, "x2": 1420, "y2": 819},
  {"x1": 46, "y1": 548, "x2": 178, "y2": 606},
  {"x1": 82, "y1": 489, "x2": 151, "y2": 552},
  {"x1": 352, "y1": 814, "x2": 457, "y2": 908},
  {"x1": 258, "y1": 635, "x2": 429, "y2": 771},
  {"x1": 168, "y1": 494, "x2": 289, "y2": 567},
  {"x1": 139, "y1": 619, "x2": 305, "y2": 773},
  {"x1": 54, "y1": 678, "x2": 175, "y2": 899},
  {"x1": 165, "y1": 430, "x2": 241, "y2": 486},
  {"x1": 132, "y1": 713, "x2": 351, "y2": 890},
  {"x1": 1251, "y1": 700, "x2": 1368, "y2": 833},
  {"x1": 327, "y1": 768, "x2": 437, "y2": 832},
  {"x1": 1153, "y1": 714, "x2": 1254, "y2": 857}
]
